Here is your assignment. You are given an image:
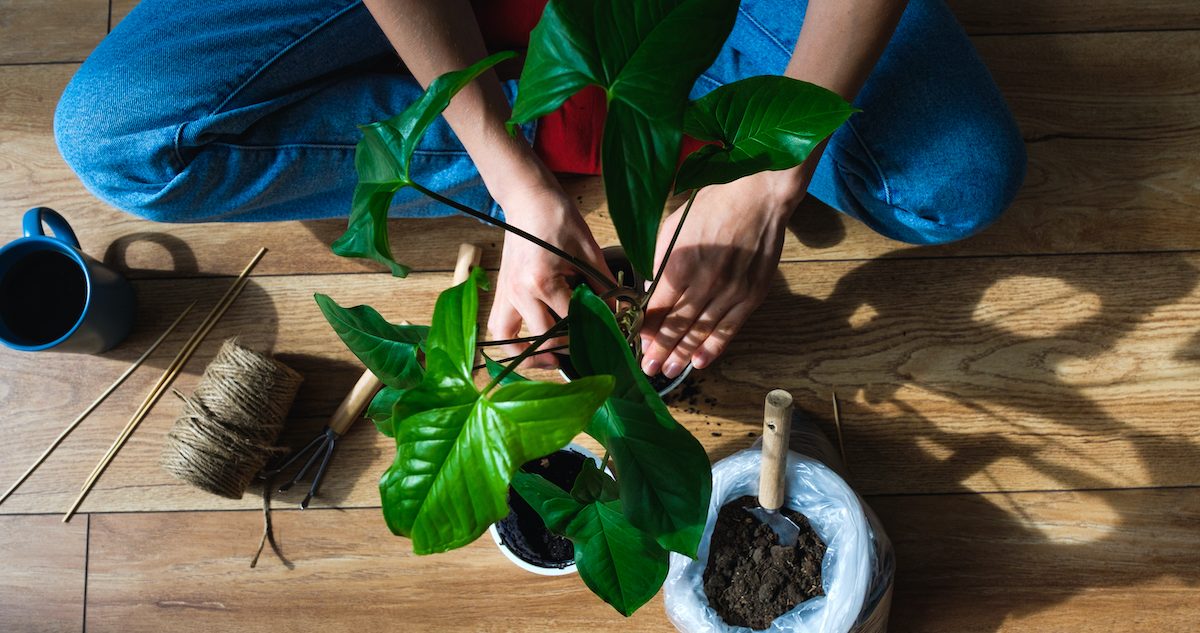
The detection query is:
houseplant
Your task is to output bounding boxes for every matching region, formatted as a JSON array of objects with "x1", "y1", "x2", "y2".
[{"x1": 315, "y1": 0, "x2": 854, "y2": 617}]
